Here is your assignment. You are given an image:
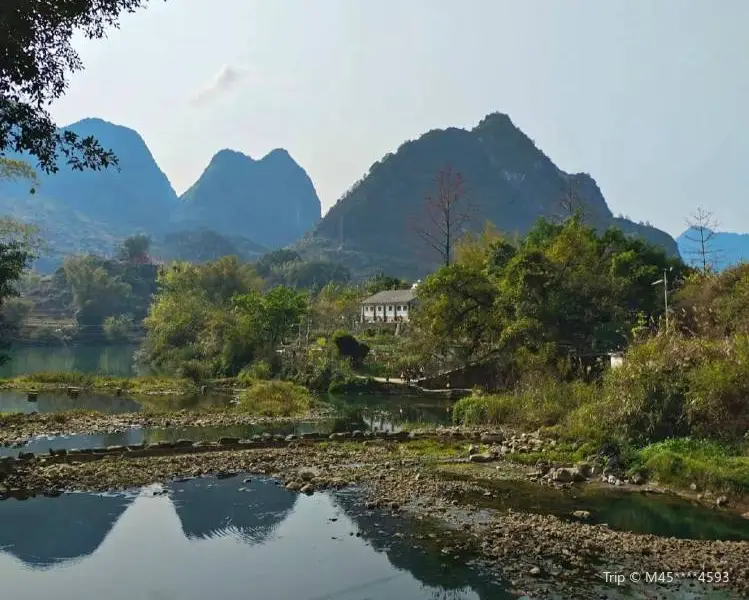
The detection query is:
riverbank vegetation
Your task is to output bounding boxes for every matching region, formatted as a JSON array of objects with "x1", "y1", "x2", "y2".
[
  {"x1": 4, "y1": 201, "x2": 749, "y2": 499},
  {"x1": 434, "y1": 217, "x2": 749, "y2": 496}
]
